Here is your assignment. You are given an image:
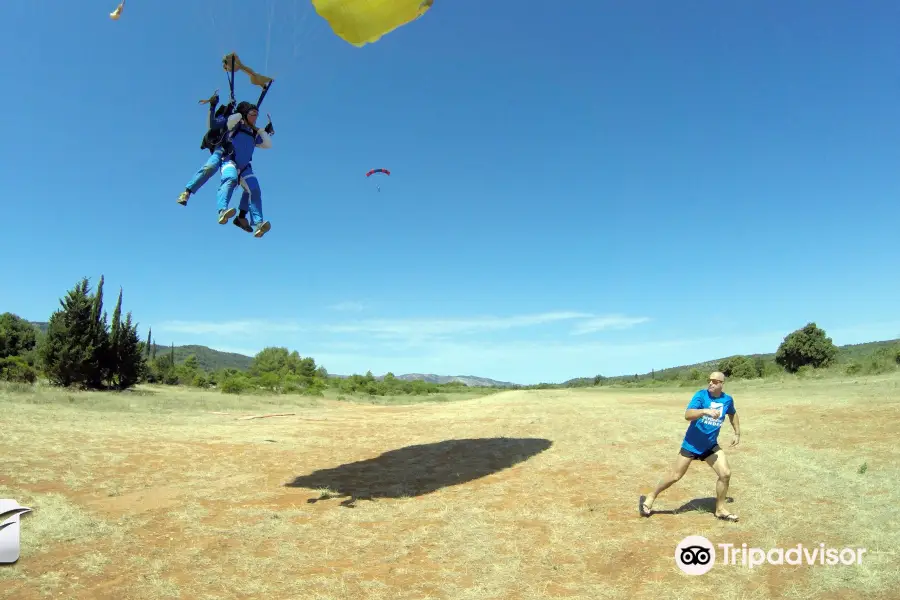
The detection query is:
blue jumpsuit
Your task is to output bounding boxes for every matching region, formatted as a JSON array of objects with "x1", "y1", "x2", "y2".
[
  {"x1": 214, "y1": 113, "x2": 272, "y2": 232},
  {"x1": 183, "y1": 102, "x2": 227, "y2": 195}
]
